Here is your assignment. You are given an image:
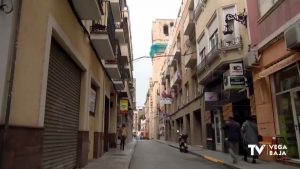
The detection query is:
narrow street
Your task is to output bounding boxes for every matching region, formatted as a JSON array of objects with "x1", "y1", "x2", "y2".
[{"x1": 129, "y1": 141, "x2": 228, "y2": 169}]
